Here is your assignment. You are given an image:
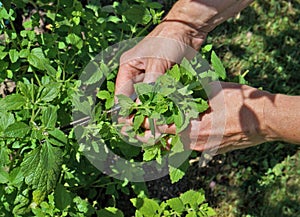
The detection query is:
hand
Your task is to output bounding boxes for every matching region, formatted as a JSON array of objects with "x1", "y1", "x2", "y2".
[
  {"x1": 141, "y1": 82, "x2": 275, "y2": 154},
  {"x1": 114, "y1": 21, "x2": 206, "y2": 98}
]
